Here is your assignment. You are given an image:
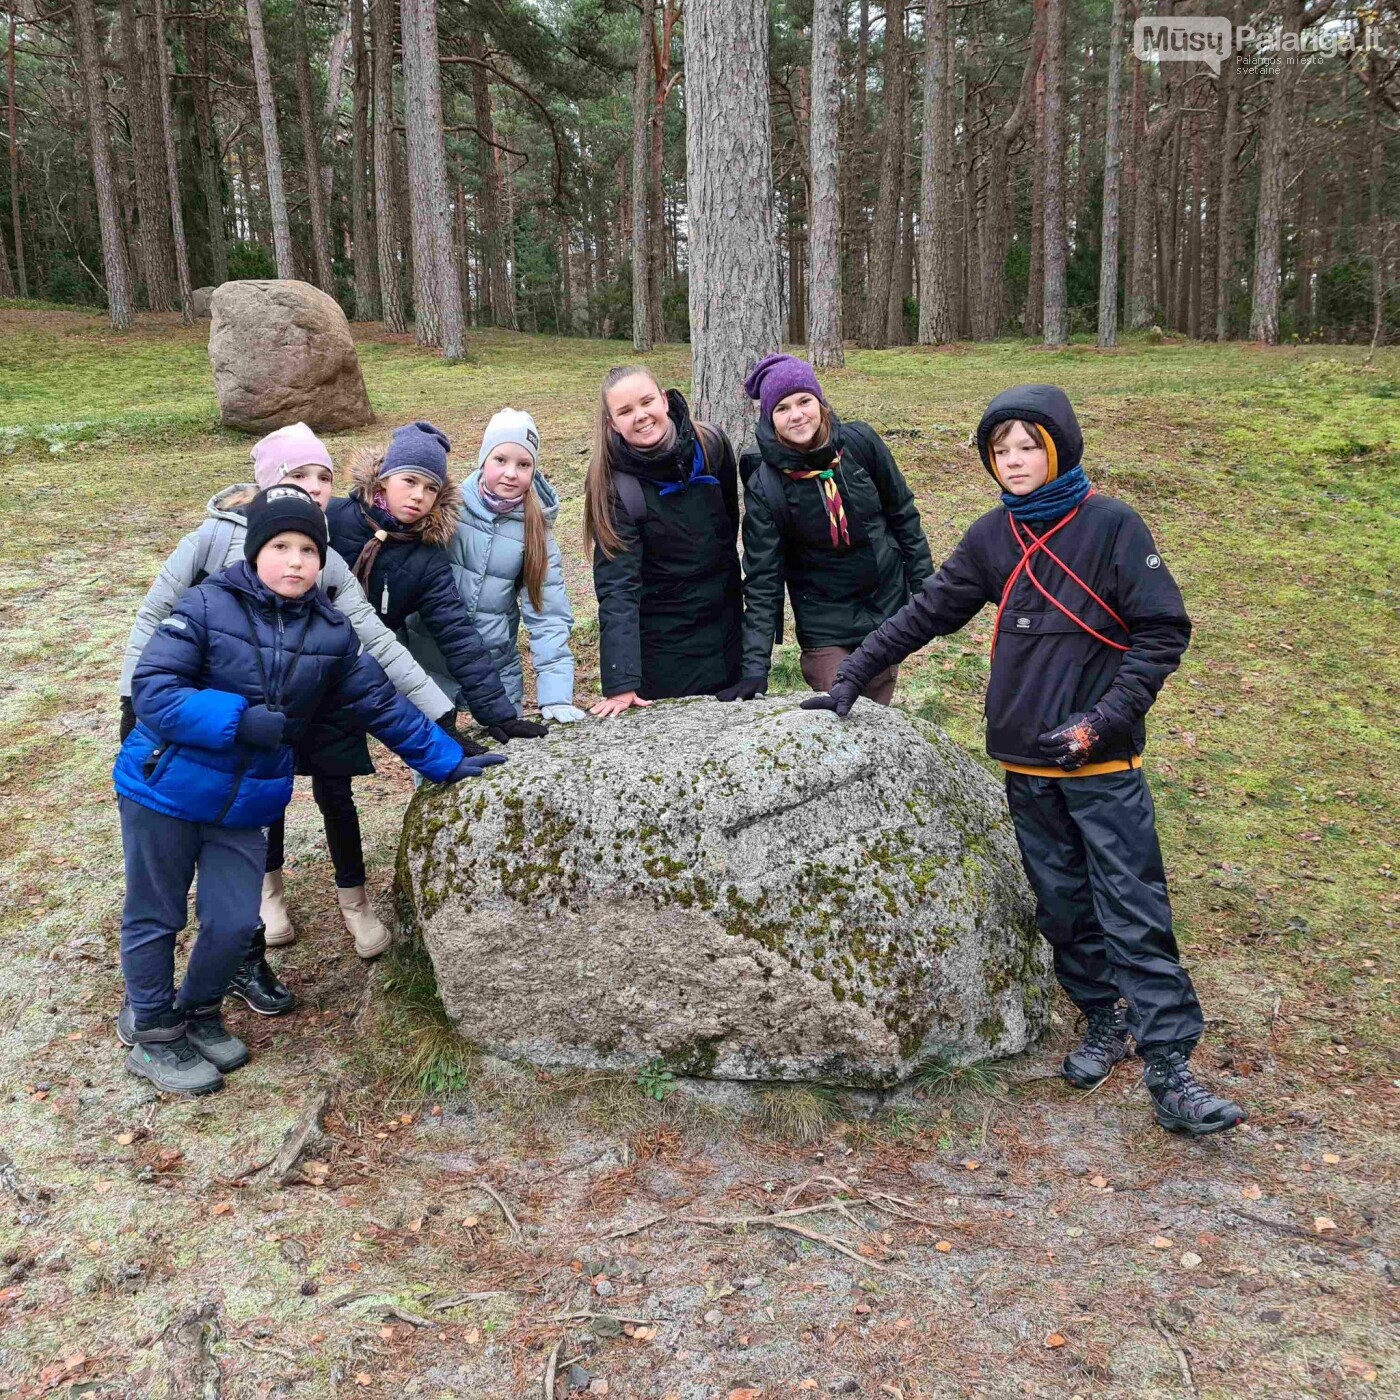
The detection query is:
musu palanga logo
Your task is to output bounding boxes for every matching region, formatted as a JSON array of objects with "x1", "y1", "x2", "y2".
[{"x1": 1134, "y1": 15, "x2": 1385, "y2": 75}]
